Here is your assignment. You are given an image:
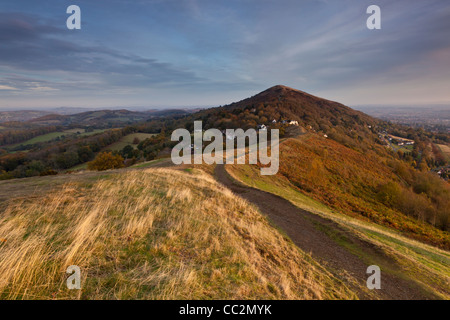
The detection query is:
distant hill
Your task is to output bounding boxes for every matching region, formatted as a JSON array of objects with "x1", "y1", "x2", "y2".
[
  {"x1": 0, "y1": 110, "x2": 52, "y2": 123},
  {"x1": 0, "y1": 108, "x2": 198, "y2": 127},
  {"x1": 28, "y1": 109, "x2": 154, "y2": 127},
  {"x1": 145, "y1": 108, "x2": 197, "y2": 118}
]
